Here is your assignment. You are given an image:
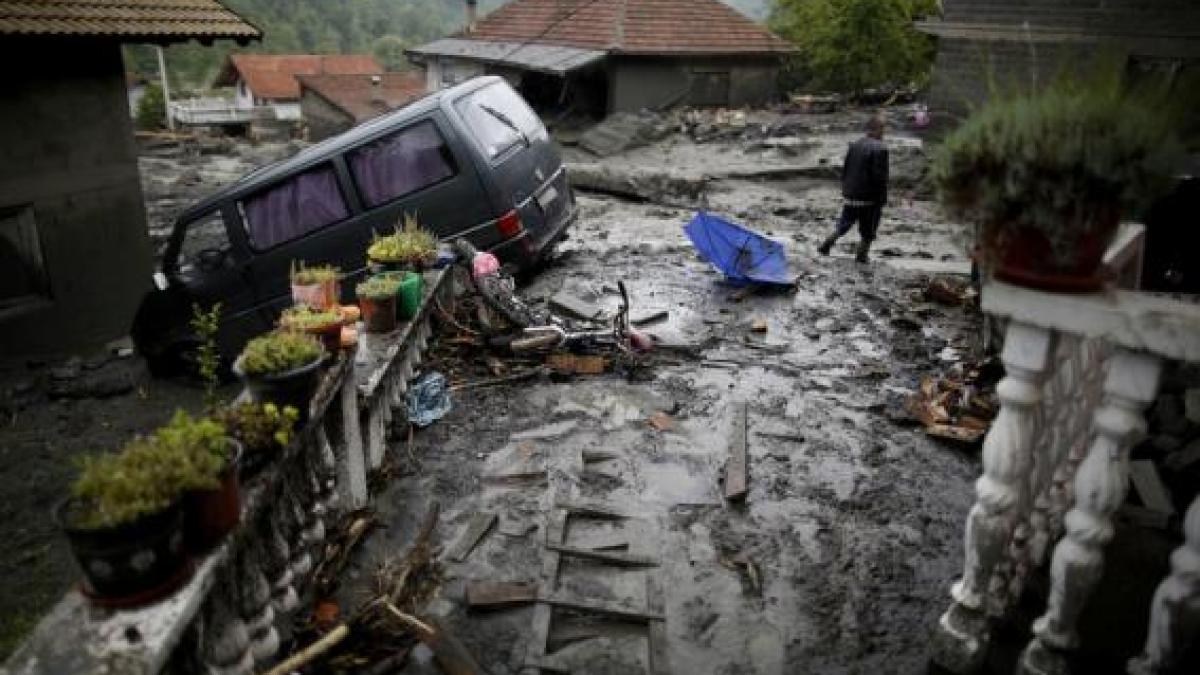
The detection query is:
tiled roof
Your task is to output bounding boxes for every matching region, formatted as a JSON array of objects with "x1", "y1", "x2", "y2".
[
  {"x1": 0, "y1": 0, "x2": 260, "y2": 40},
  {"x1": 216, "y1": 54, "x2": 384, "y2": 101},
  {"x1": 462, "y1": 0, "x2": 792, "y2": 56},
  {"x1": 298, "y1": 72, "x2": 428, "y2": 122}
]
